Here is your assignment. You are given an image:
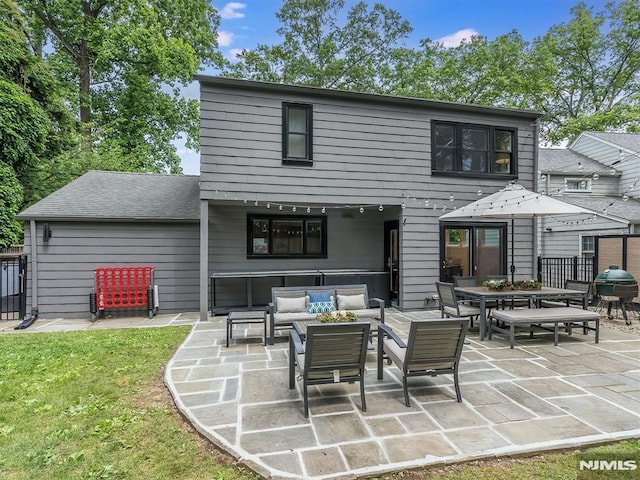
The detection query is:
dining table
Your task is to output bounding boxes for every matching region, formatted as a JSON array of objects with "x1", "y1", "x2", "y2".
[{"x1": 454, "y1": 286, "x2": 590, "y2": 341}]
